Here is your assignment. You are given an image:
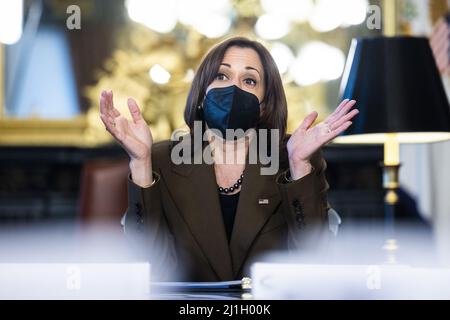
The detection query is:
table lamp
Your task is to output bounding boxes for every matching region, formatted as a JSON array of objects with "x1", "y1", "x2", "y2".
[{"x1": 335, "y1": 36, "x2": 450, "y2": 261}]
